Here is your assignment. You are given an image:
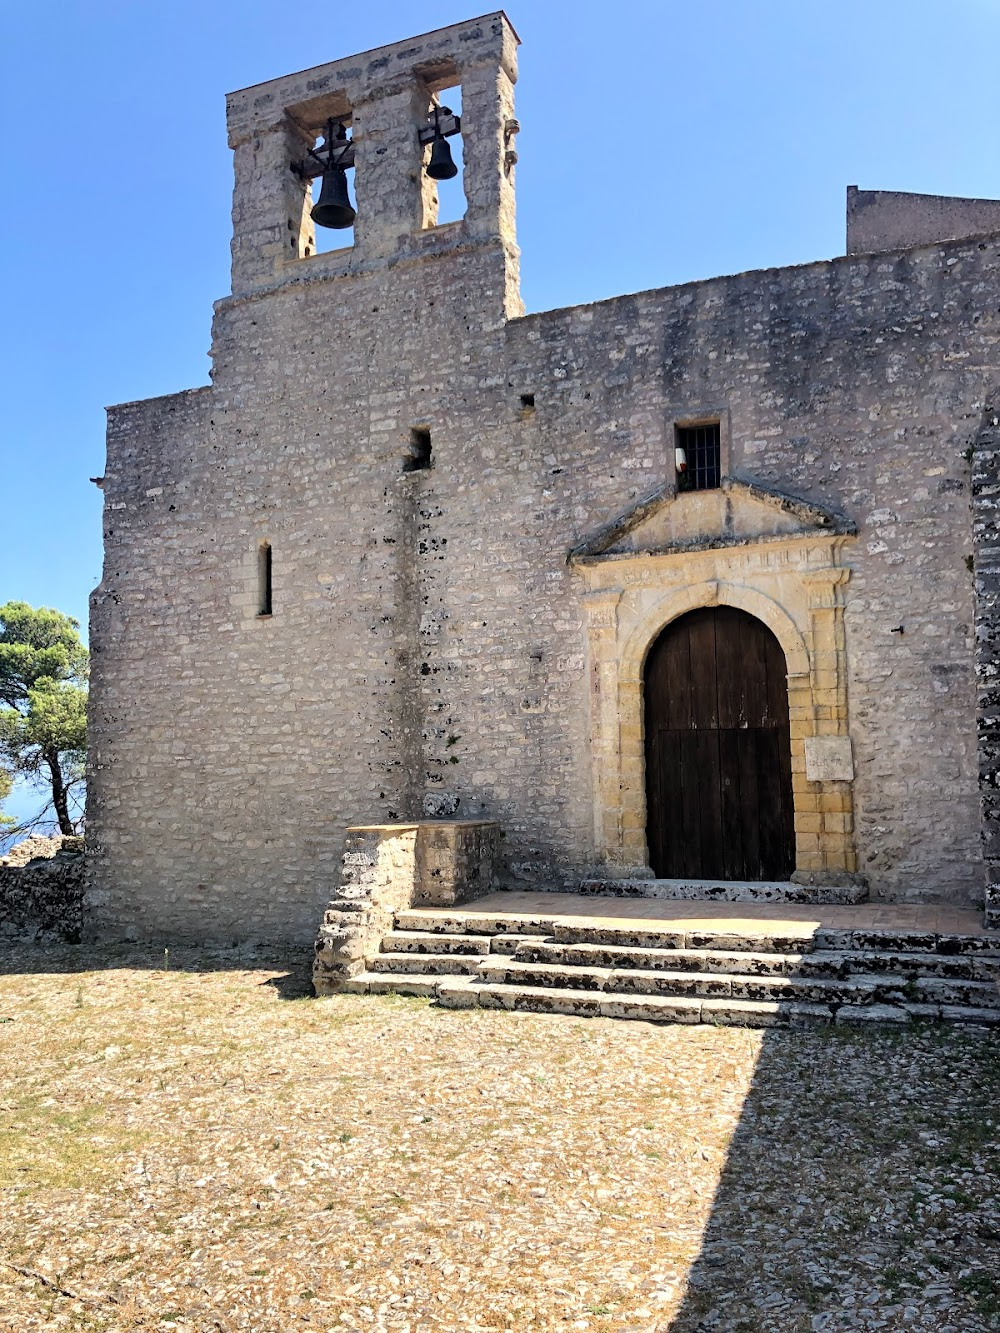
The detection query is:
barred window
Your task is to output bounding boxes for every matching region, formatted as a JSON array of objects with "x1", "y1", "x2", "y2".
[{"x1": 677, "y1": 422, "x2": 721, "y2": 491}]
